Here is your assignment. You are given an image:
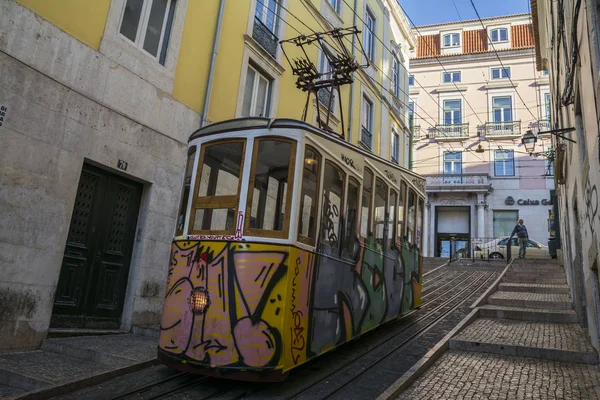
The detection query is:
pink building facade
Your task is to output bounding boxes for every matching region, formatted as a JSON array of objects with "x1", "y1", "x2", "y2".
[{"x1": 409, "y1": 14, "x2": 555, "y2": 258}]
